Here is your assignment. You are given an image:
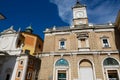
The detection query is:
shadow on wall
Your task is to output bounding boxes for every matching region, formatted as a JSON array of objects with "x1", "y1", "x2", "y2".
[
  {"x1": 114, "y1": 27, "x2": 120, "y2": 62},
  {"x1": 35, "y1": 58, "x2": 41, "y2": 80}
]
